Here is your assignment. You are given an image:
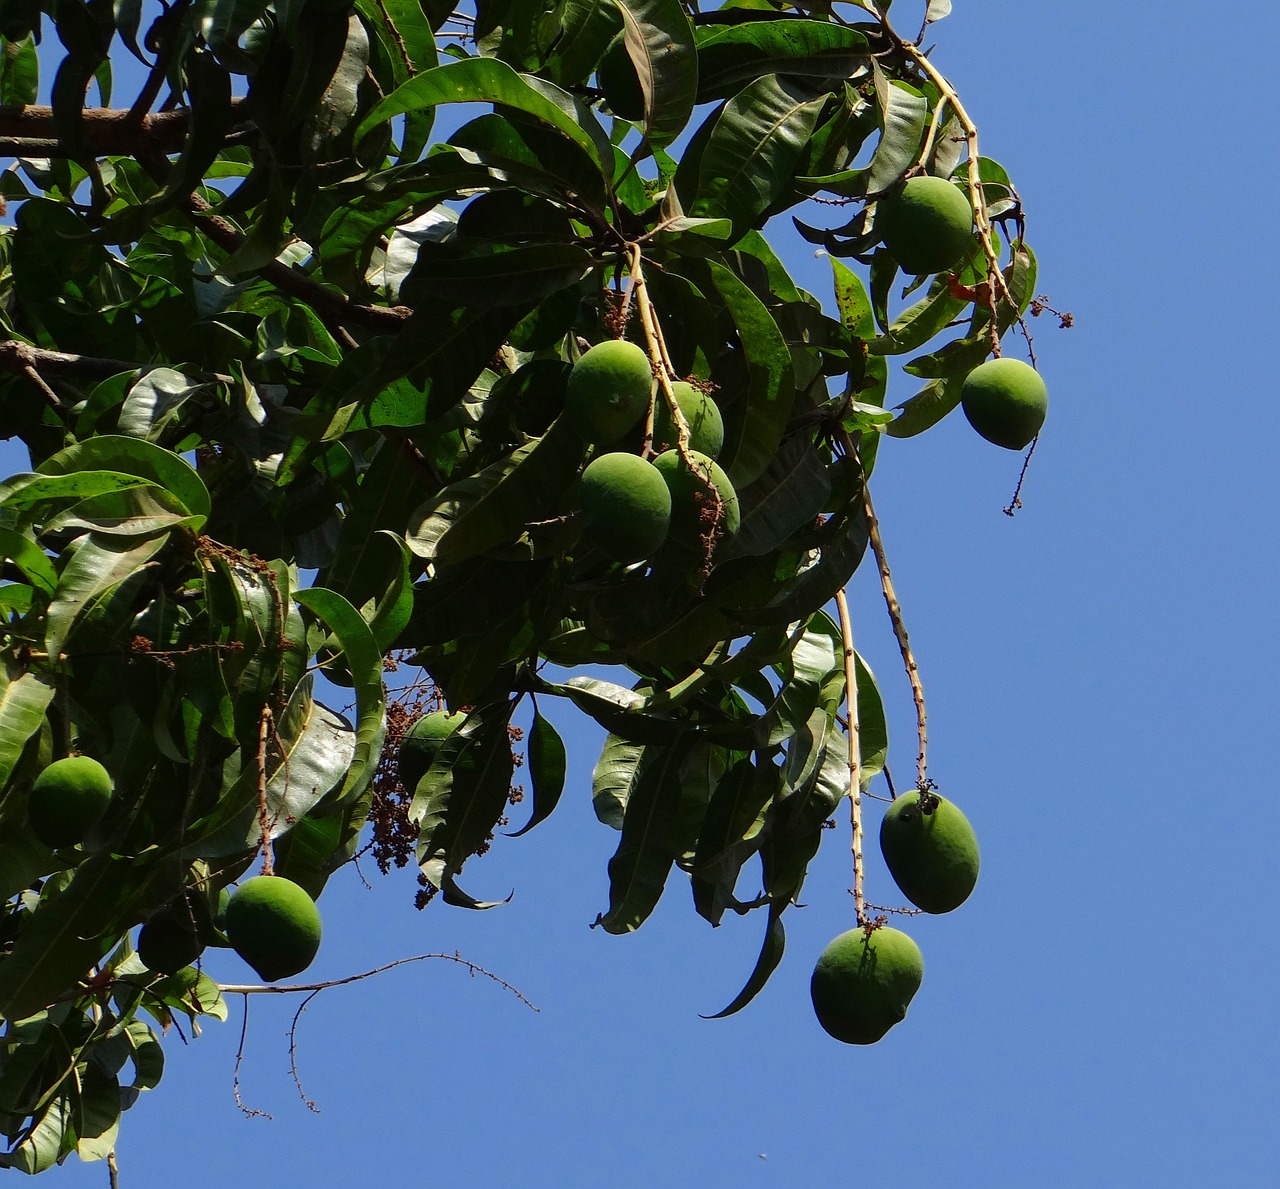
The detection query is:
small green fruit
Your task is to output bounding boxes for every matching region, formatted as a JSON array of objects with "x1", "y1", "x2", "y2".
[
  {"x1": 960, "y1": 357, "x2": 1048, "y2": 450},
  {"x1": 224, "y1": 876, "x2": 322, "y2": 982},
  {"x1": 398, "y1": 709, "x2": 468, "y2": 795},
  {"x1": 597, "y1": 34, "x2": 644, "y2": 122},
  {"x1": 652, "y1": 382, "x2": 725, "y2": 459},
  {"x1": 577, "y1": 452, "x2": 672, "y2": 563},
  {"x1": 138, "y1": 900, "x2": 204, "y2": 975},
  {"x1": 651, "y1": 449, "x2": 740, "y2": 541},
  {"x1": 564, "y1": 340, "x2": 653, "y2": 444},
  {"x1": 810, "y1": 925, "x2": 923, "y2": 1045},
  {"x1": 28, "y1": 755, "x2": 113, "y2": 849},
  {"x1": 879, "y1": 790, "x2": 980, "y2": 914},
  {"x1": 878, "y1": 175, "x2": 974, "y2": 276}
]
